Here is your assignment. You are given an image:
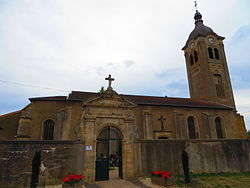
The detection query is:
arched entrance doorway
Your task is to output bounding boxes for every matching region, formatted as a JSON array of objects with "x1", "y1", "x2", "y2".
[{"x1": 95, "y1": 126, "x2": 123, "y2": 181}]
